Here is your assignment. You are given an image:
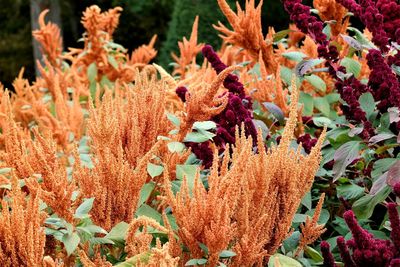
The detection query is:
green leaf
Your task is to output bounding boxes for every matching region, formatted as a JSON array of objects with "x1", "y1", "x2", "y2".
[
  {"x1": 268, "y1": 254, "x2": 302, "y2": 267},
  {"x1": 90, "y1": 237, "x2": 115, "y2": 245},
  {"x1": 219, "y1": 250, "x2": 236, "y2": 258},
  {"x1": 304, "y1": 246, "x2": 323, "y2": 262},
  {"x1": 304, "y1": 75, "x2": 326, "y2": 93},
  {"x1": 80, "y1": 225, "x2": 107, "y2": 235},
  {"x1": 348, "y1": 27, "x2": 376, "y2": 49},
  {"x1": 108, "y1": 55, "x2": 118, "y2": 69},
  {"x1": 333, "y1": 141, "x2": 361, "y2": 181},
  {"x1": 370, "y1": 172, "x2": 388, "y2": 196},
  {"x1": 387, "y1": 161, "x2": 400, "y2": 187},
  {"x1": 74, "y1": 198, "x2": 95, "y2": 219},
  {"x1": 305, "y1": 209, "x2": 330, "y2": 225},
  {"x1": 301, "y1": 191, "x2": 312, "y2": 210},
  {"x1": 283, "y1": 231, "x2": 300, "y2": 252},
  {"x1": 359, "y1": 92, "x2": 375, "y2": 120},
  {"x1": 369, "y1": 133, "x2": 396, "y2": 144},
  {"x1": 323, "y1": 24, "x2": 331, "y2": 39},
  {"x1": 105, "y1": 221, "x2": 129, "y2": 246},
  {"x1": 295, "y1": 59, "x2": 324, "y2": 77},
  {"x1": 0, "y1": 167, "x2": 12, "y2": 174},
  {"x1": 340, "y1": 57, "x2": 361, "y2": 77},
  {"x1": 115, "y1": 253, "x2": 151, "y2": 266},
  {"x1": 282, "y1": 51, "x2": 308, "y2": 62},
  {"x1": 313, "y1": 117, "x2": 335, "y2": 128},
  {"x1": 314, "y1": 97, "x2": 331, "y2": 117},
  {"x1": 280, "y1": 65, "x2": 294, "y2": 85},
  {"x1": 353, "y1": 186, "x2": 391, "y2": 219},
  {"x1": 147, "y1": 163, "x2": 164, "y2": 178},
  {"x1": 62, "y1": 232, "x2": 80, "y2": 256},
  {"x1": 325, "y1": 93, "x2": 341, "y2": 104},
  {"x1": 87, "y1": 63, "x2": 97, "y2": 82},
  {"x1": 184, "y1": 131, "x2": 215, "y2": 143},
  {"x1": 135, "y1": 204, "x2": 162, "y2": 223},
  {"x1": 167, "y1": 142, "x2": 186, "y2": 153},
  {"x1": 299, "y1": 92, "x2": 314, "y2": 116},
  {"x1": 253, "y1": 119, "x2": 269, "y2": 140},
  {"x1": 340, "y1": 34, "x2": 362, "y2": 51},
  {"x1": 176, "y1": 164, "x2": 198, "y2": 191},
  {"x1": 337, "y1": 183, "x2": 365, "y2": 200},
  {"x1": 193, "y1": 121, "x2": 216, "y2": 131},
  {"x1": 185, "y1": 259, "x2": 208, "y2": 266},
  {"x1": 263, "y1": 102, "x2": 285, "y2": 123},
  {"x1": 138, "y1": 182, "x2": 155, "y2": 206},
  {"x1": 372, "y1": 158, "x2": 398, "y2": 178},
  {"x1": 392, "y1": 64, "x2": 400, "y2": 76},
  {"x1": 167, "y1": 113, "x2": 181, "y2": 127},
  {"x1": 273, "y1": 29, "x2": 292, "y2": 42}
]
